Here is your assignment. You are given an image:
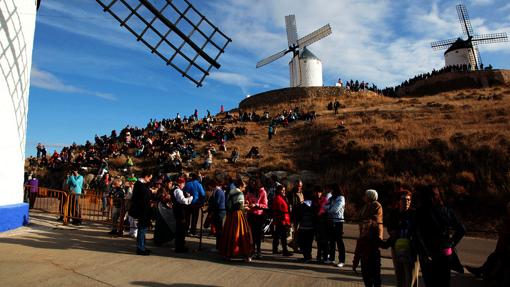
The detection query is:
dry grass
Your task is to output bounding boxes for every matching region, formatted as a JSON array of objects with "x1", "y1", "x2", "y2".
[{"x1": 32, "y1": 85, "x2": 510, "y2": 234}]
